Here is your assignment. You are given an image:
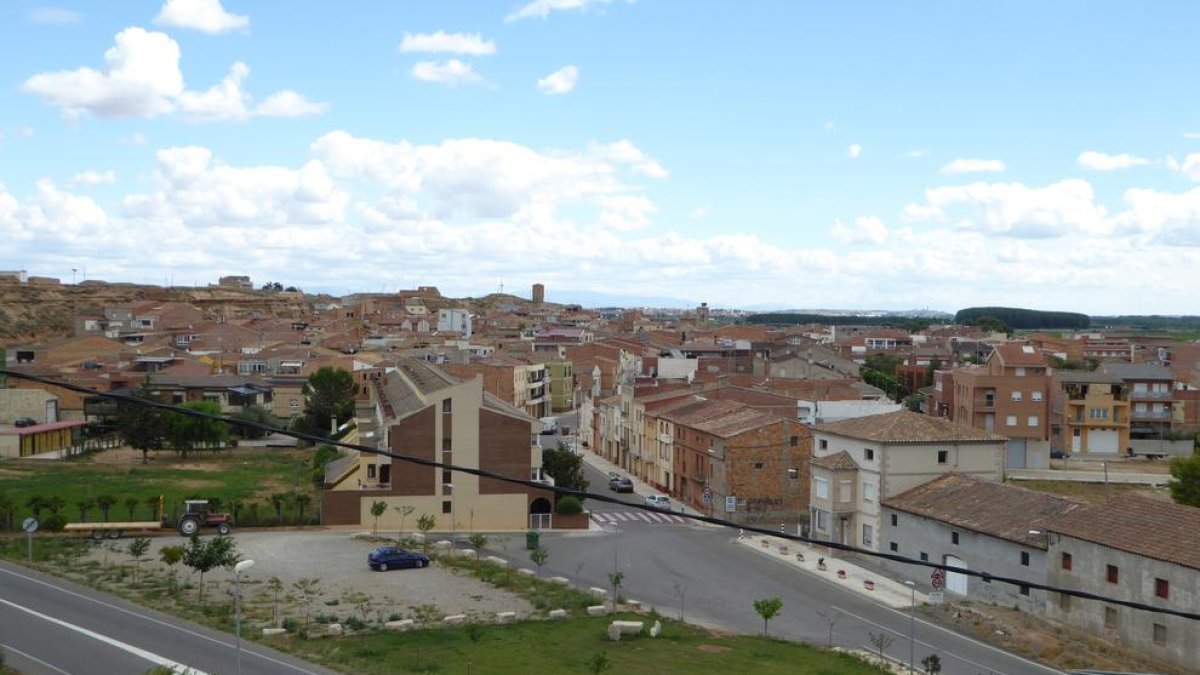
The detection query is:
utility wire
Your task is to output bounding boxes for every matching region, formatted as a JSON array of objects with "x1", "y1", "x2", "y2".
[{"x1": 3, "y1": 368, "x2": 1198, "y2": 622}]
